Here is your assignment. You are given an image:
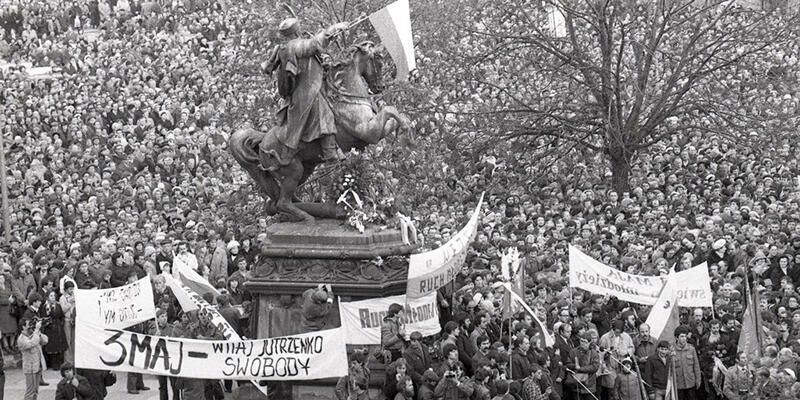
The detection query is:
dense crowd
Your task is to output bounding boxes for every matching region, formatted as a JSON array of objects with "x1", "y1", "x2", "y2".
[{"x1": 1, "y1": 0, "x2": 800, "y2": 400}]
